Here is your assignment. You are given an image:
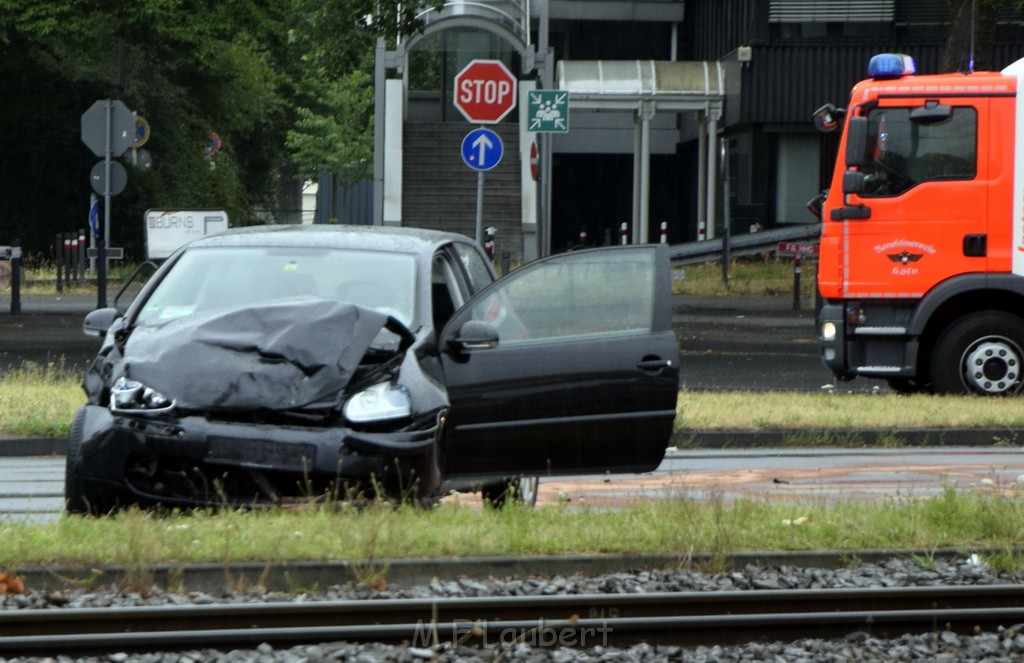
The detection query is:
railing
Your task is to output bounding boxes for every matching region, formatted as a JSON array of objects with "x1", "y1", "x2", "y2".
[
  {"x1": 417, "y1": 0, "x2": 530, "y2": 46},
  {"x1": 669, "y1": 224, "x2": 821, "y2": 265}
]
